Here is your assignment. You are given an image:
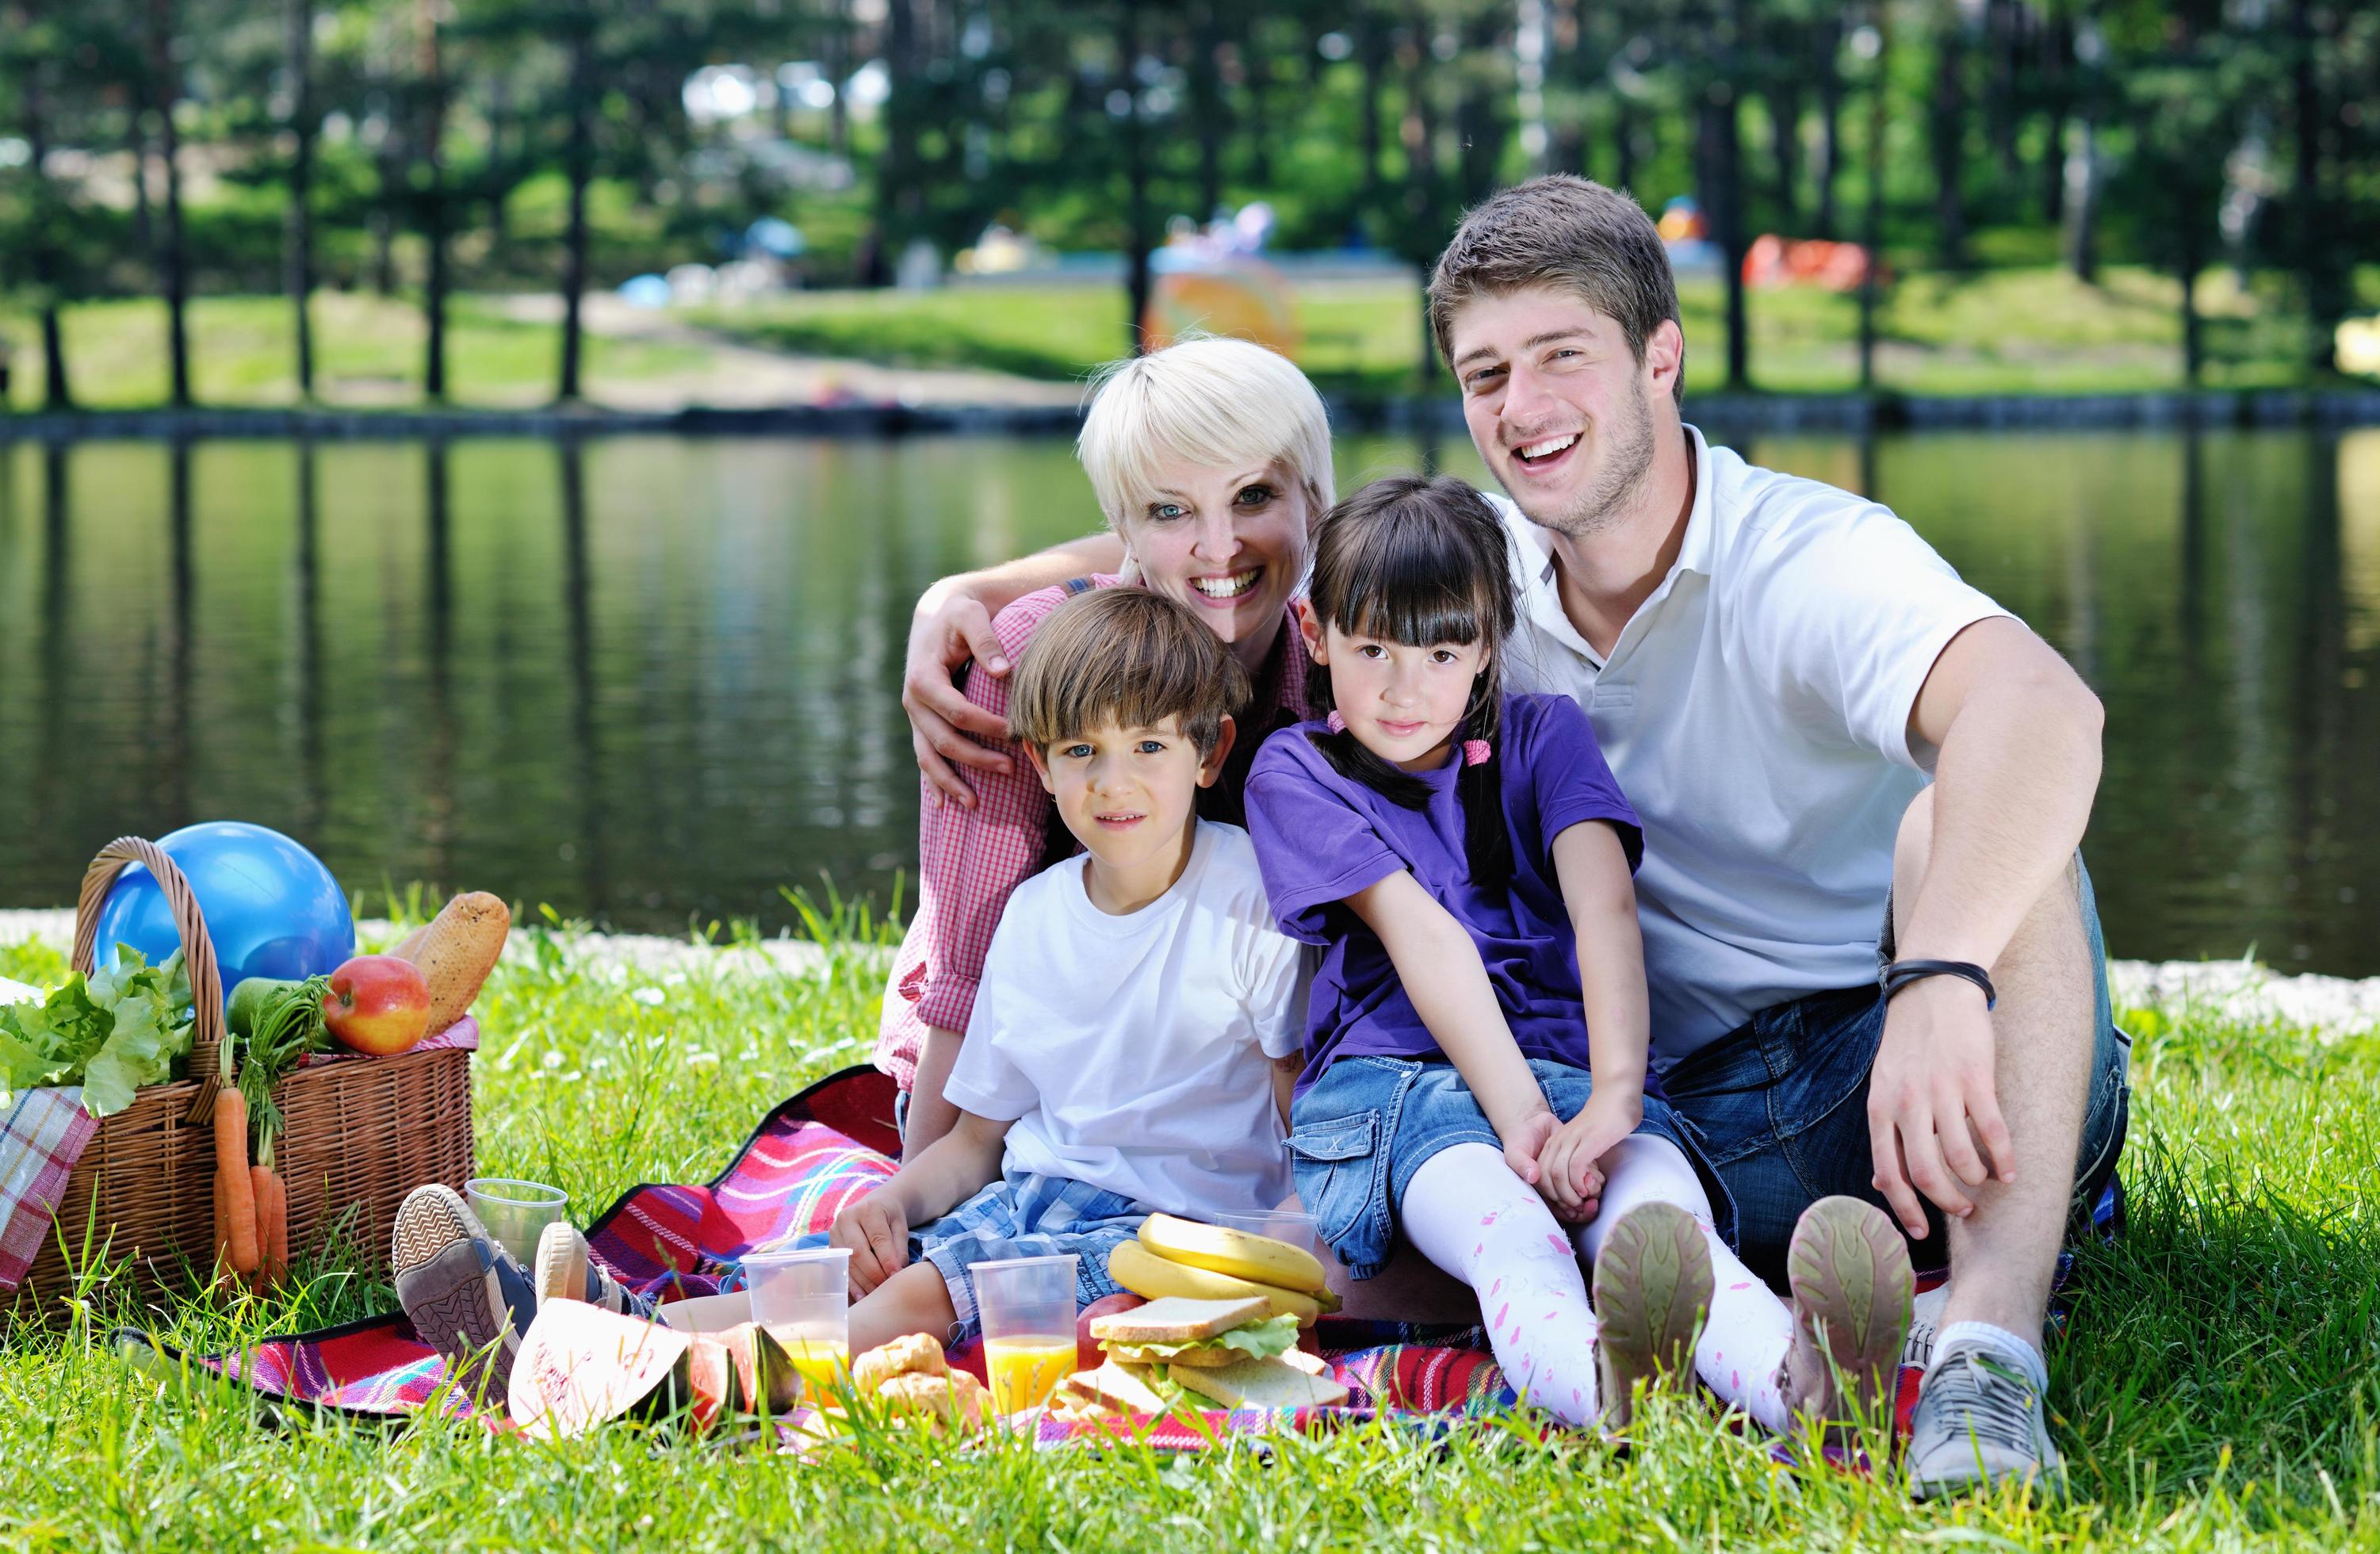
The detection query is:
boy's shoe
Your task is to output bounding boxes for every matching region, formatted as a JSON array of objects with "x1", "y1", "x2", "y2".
[
  {"x1": 1907, "y1": 1338, "x2": 2064, "y2": 1498},
  {"x1": 392, "y1": 1185, "x2": 538, "y2": 1407},
  {"x1": 1904, "y1": 1281, "x2": 1950, "y2": 1371},
  {"x1": 1777, "y1": 1196, "x2": 1915, "y2": 1436},
  {"x1": 1590, "y1": 1200, "x2": 1712, "y2": 1431},
  {"x1": 532, "y1": 1219, "x2": 652, "y2": 1316}
]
